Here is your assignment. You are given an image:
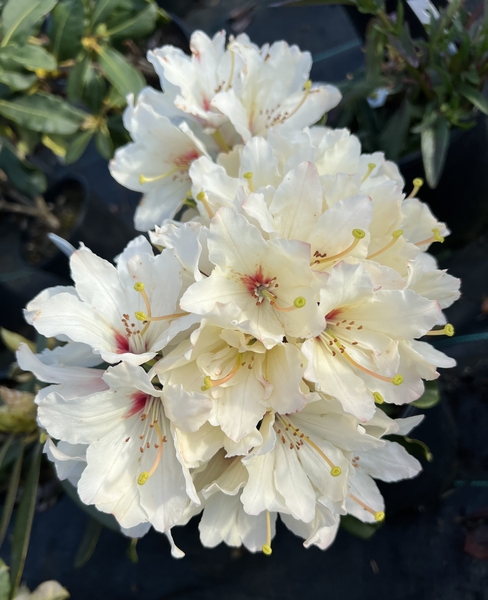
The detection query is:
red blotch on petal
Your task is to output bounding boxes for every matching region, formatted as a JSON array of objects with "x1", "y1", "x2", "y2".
[
  {"x1": 202, "y1": 96, "x2": 211, "y2": 111},
  {"x1": 115, "y1": 331, "x2": 130, "y2": 354},
  {"x1": 240, "y1": 265, "x2": 273, "y2": 295},
  {"x1": 126, "y1": 391, "x2": 149, "y2": 418},
  {"x1": 326, "y1": 308, "x2": 342, "y2": 322},
  {"x1": 174, "y1": 149, "x2": 200, "y2": 168}
]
